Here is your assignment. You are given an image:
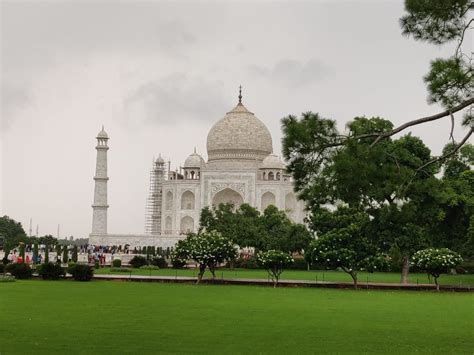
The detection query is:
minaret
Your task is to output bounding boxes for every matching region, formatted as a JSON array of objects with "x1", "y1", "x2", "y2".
[
  {"x1": 91, "y1": 126, "x2": 109, "y2": 235},
  {"x1": 145, "y1": 155, "x2": 165, "y2": 234}
]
